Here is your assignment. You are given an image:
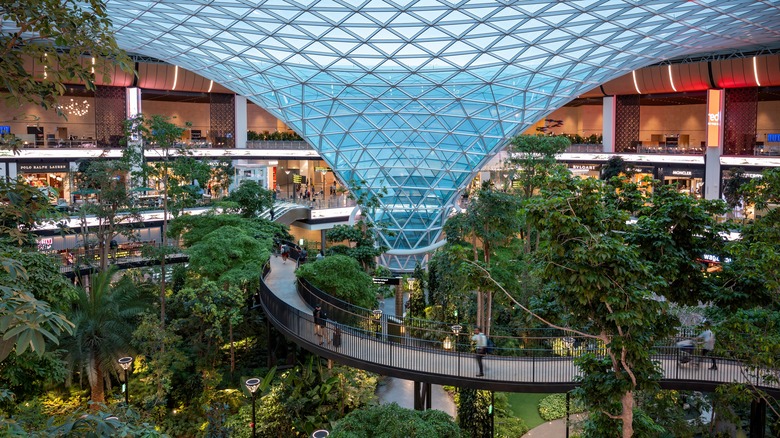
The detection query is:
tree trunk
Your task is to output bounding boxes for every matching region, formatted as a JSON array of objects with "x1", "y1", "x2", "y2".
[
  {"x1": 476, "y1": 288, "x2": 483, "y2": 329},
  {"x1": 88, "y1": 355, "x2": 105, "y2": 408},
  {"x1": 230, "y1": 320, "x2": 235, "y2": 374},
  {"x1": 621, "y1": 390, "x2": 634, "y2": 438}
]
